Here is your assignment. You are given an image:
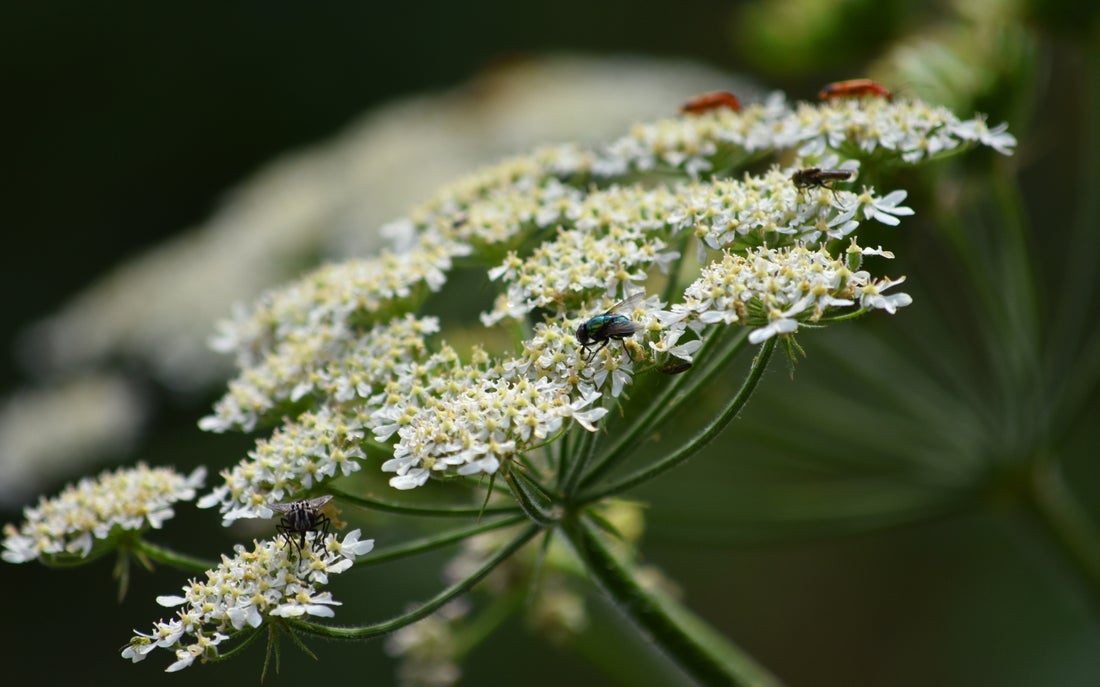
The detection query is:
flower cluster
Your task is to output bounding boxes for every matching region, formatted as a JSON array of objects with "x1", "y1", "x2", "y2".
[
  {"x1": 122, "y1": 529, "x2": 374, "y2": 672},
  {"x1": 585, "y1": 92, "x2": 1016, "y2": 178},
  {"x1": 193, "y1": 92, "x2": 1013, "y2": 510},
  {"x1": 0, "y1": 60, "x2": 1027, "y2": 685},
  {"x1": 480, "y1": 183, "x2": 683, "y2": 325},
  {"x1": 201, "y1": 314, "x2": 439, "y2": 434},
  {"x1": 659, "y1": 241, "x2": 911, "y2": 349},
  {"x1": 2, "y1": 463, "x2": 205, "y2": 563},
  {"x1": 528, "y1": 292, "x2": 681, "y2": 394},
  {"x1": 198, "y1": 407, "x2": 368, "y2": 523},
  {"x1": 382, "y1": 371, "x2": 606, "y2": 490}
]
